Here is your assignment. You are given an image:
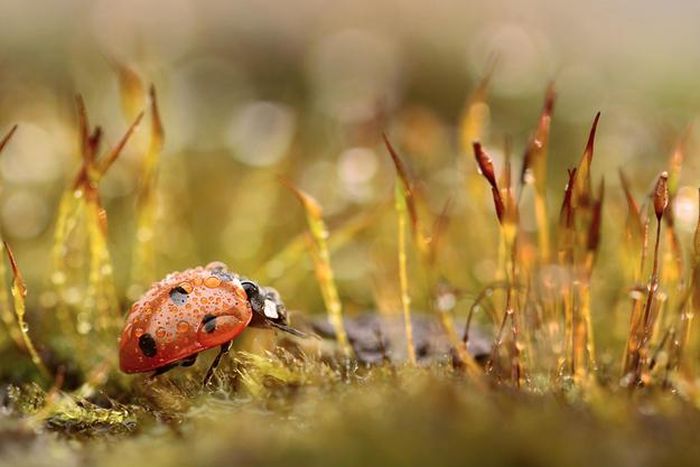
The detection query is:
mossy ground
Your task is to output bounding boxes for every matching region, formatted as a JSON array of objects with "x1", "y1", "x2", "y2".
[{"x1": 4, "y1": 356, "x2": 700, "y2": 467}]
